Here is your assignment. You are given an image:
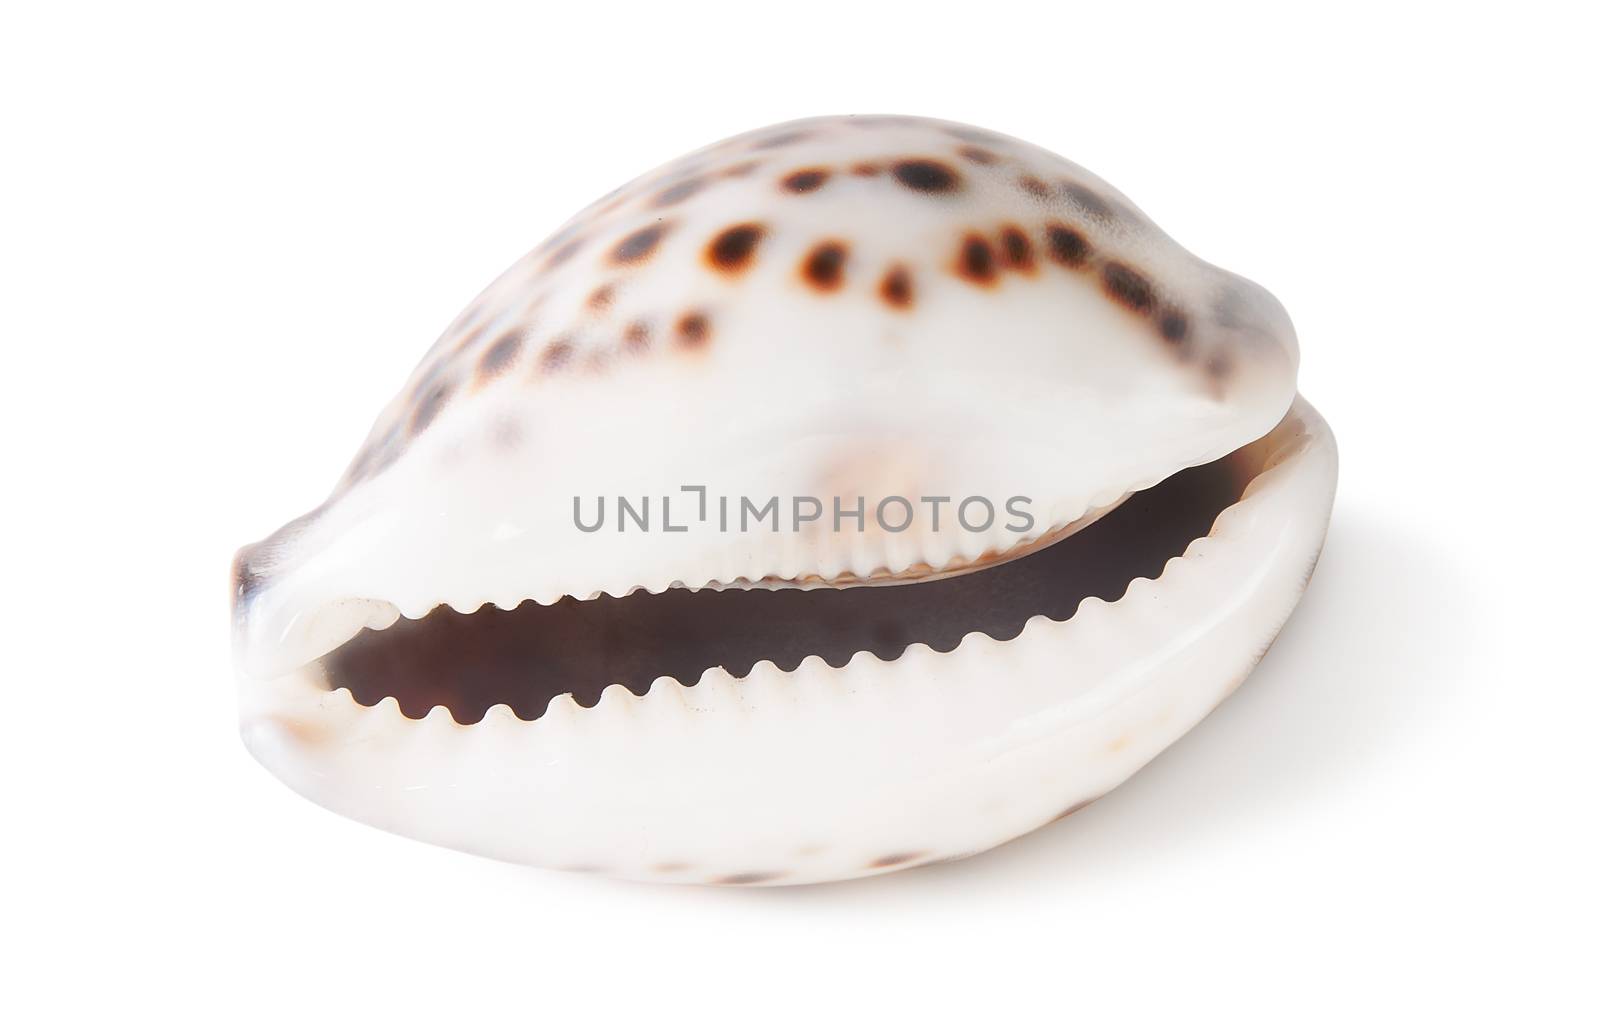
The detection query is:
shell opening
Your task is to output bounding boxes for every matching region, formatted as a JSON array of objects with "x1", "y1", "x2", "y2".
[{"x1": 312, "y1": 449, "x2": 1252, "y2": 723}]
